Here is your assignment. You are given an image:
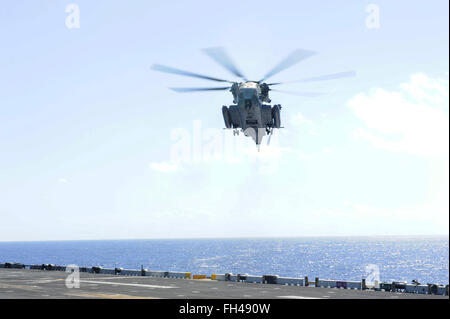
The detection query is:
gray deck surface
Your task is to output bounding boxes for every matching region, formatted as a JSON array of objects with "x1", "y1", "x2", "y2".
[{"x1": 0, "y1": 268, "x2": 447, "y2": 299}]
